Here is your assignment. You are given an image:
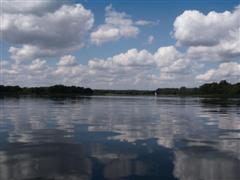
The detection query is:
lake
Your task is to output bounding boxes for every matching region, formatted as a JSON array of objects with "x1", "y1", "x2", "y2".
[{"x1": 0, "y1": 96, "x2": 239, "y2": 180}]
